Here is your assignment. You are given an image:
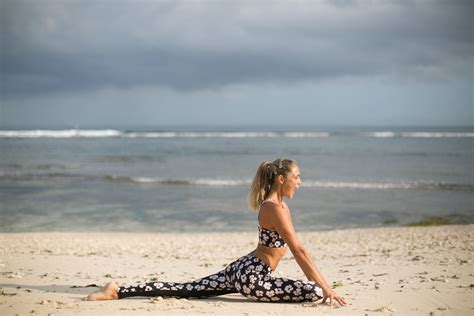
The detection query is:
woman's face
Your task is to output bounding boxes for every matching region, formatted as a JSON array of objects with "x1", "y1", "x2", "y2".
[{"x1": 281, "y1": 164, "x2": 301, "y2": 199}]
